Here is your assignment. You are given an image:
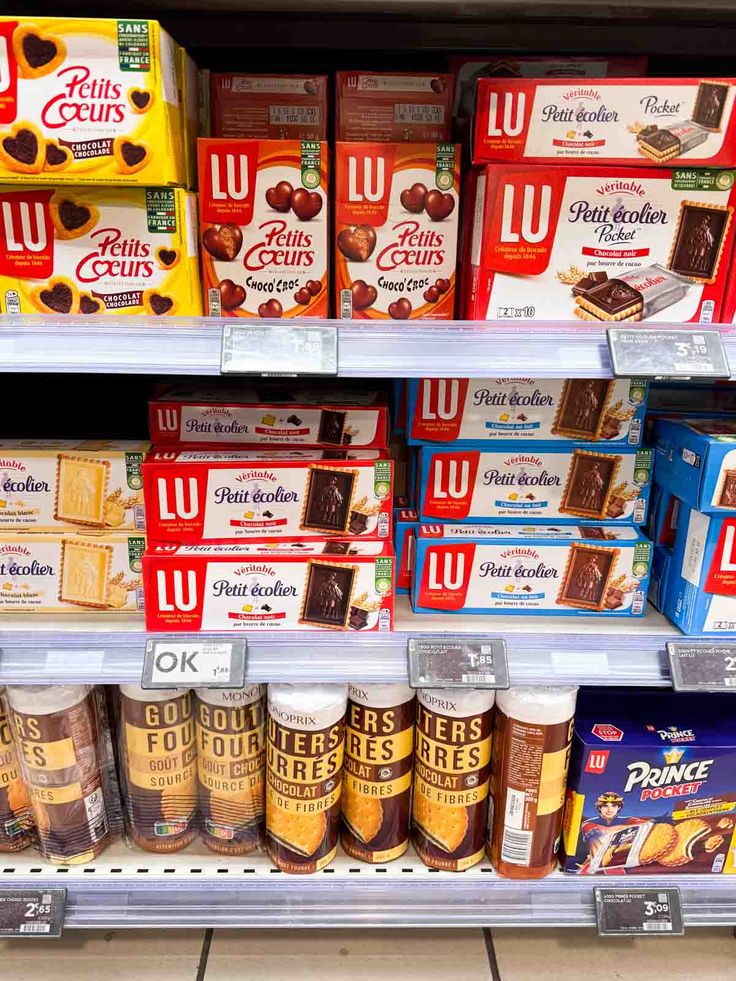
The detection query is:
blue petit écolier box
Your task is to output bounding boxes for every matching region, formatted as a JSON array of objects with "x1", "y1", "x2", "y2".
[{"x1": 654, "y1": 417, "x2": 736, "y2": 514}]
